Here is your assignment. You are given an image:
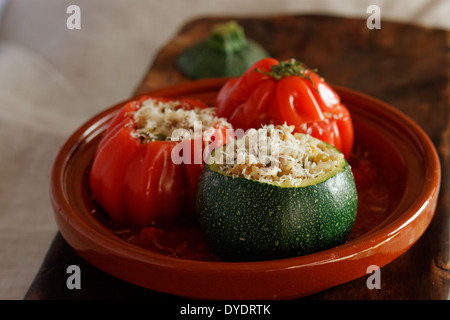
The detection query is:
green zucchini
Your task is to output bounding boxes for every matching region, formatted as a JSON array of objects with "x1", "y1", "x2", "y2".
[
  {"x1": 196, "y1": 125, "x2": 358, "y2": 262},
  {"x1": 176, "y1": 20, "x2": 269, "y2": 79}
]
